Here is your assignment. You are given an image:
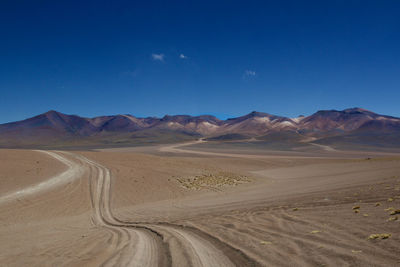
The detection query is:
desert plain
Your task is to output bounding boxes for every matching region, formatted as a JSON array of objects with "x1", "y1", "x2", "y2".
[{"x1": 1, "y1": 140, "x2": 400, "y2": 266}]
